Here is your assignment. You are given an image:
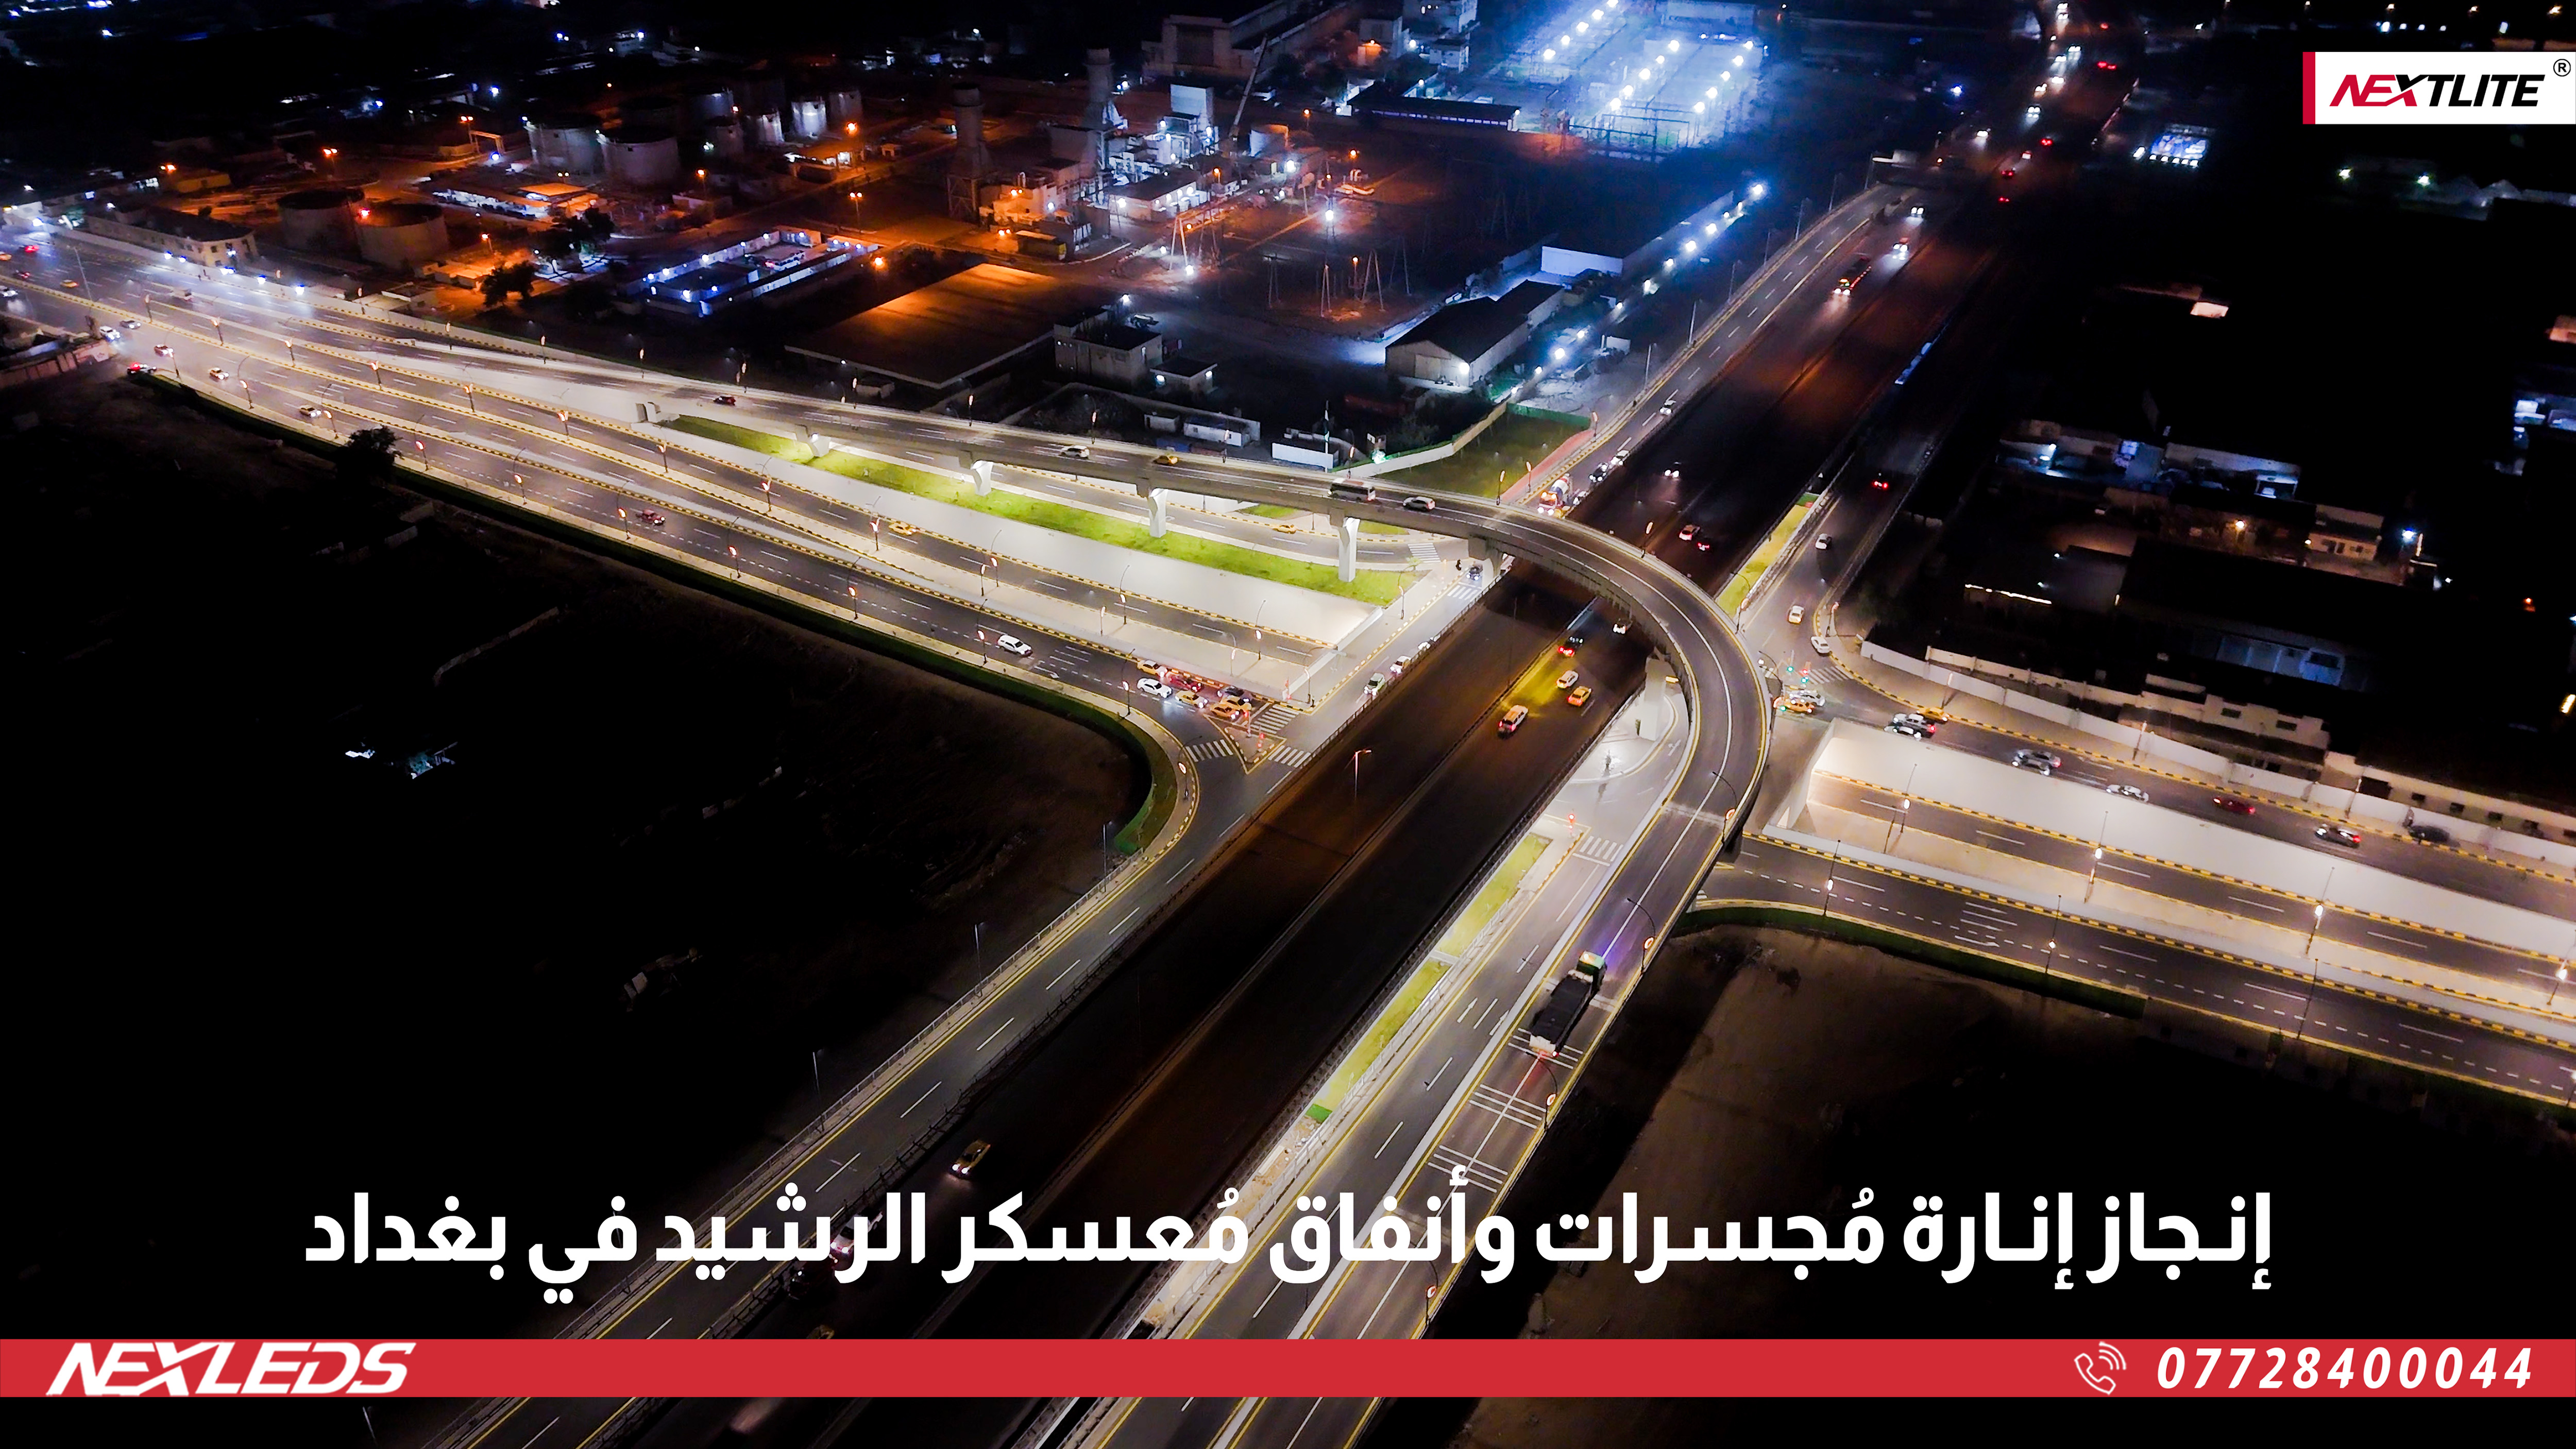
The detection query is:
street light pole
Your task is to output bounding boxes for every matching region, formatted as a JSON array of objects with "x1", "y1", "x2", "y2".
[{"x1": 1351, "y1": 748, "x2": 1371, "y2": 803}]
